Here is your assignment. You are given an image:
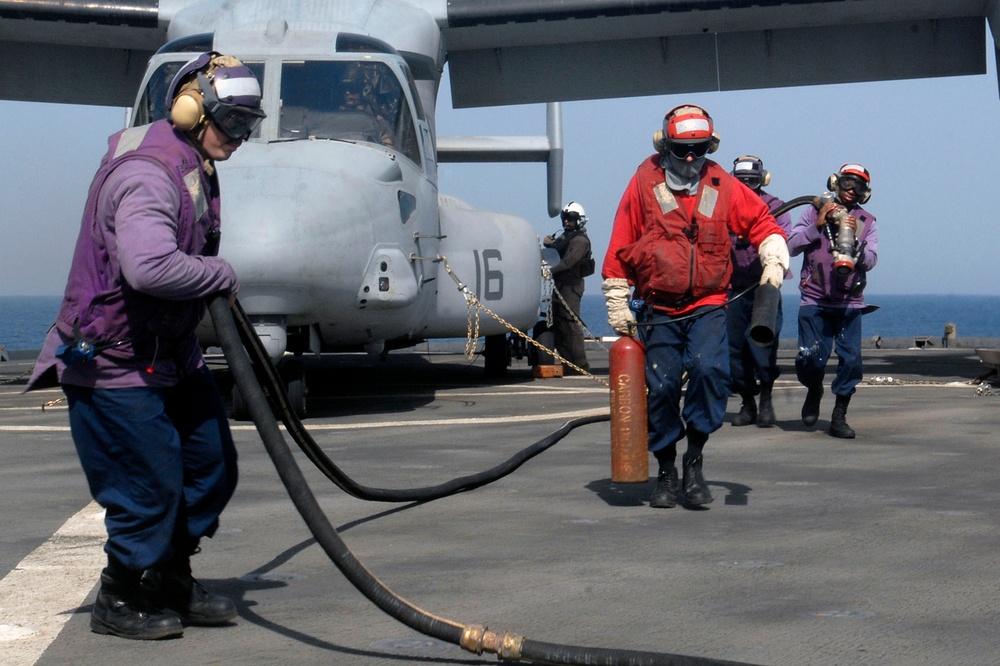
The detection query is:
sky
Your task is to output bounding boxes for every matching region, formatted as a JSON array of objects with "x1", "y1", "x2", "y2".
[{"x1": 1, "y1": 35, "x2": 999, "y2": 298}]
